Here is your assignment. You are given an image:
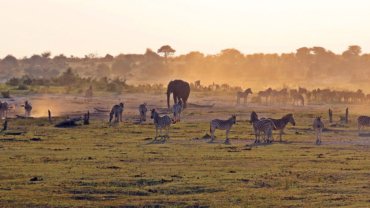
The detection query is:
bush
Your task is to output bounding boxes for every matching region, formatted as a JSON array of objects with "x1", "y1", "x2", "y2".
[
  {"x1": 1, "y1": 91, "x2": 11, "y2": 98},
  {"x1": 6, "y1": 78, "x2": 20, "y2": 86},
  {"x1": 17, "y1": 84, "x2": 29, "y2": 90}
]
